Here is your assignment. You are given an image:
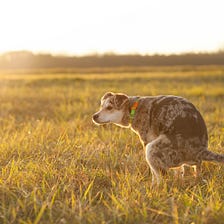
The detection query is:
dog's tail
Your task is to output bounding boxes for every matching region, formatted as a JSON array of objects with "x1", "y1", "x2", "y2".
[{"x1": 200, "y1": 150, "x2": 224, "y2": 163}]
